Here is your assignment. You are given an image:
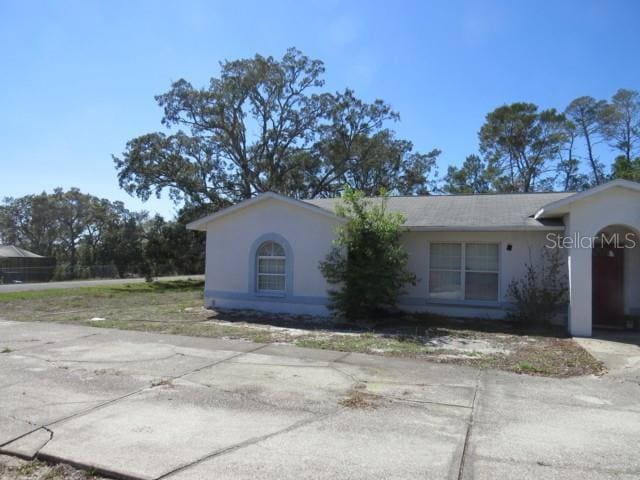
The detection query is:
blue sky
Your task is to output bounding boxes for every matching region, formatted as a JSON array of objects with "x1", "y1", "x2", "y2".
[{"x1": 1, "y1": 0, "x2": 638, "y2": 218}]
